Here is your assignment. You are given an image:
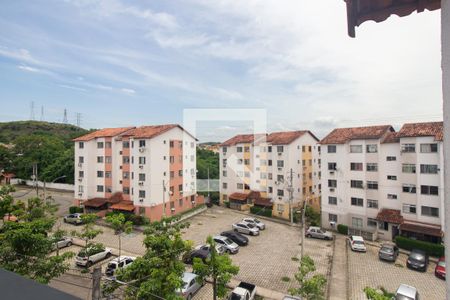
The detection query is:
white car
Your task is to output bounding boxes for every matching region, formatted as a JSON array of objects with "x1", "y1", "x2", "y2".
[
  {"x1": 75, "y1": 246, "x2": 112, "y2": 267},
  {"x1": 232, "y1": 222, "x2": 260, "y2": 236},
  {"x1": 53, "y1": 236, "x2": 73, "y2": 249},
  {"x1": 395, "y1": 284, "x2": 419, "y2": 300},
  {"x1": 348, "y1": 236, "x2": 367, "y2": 252},
  {"x1": 213, "y1": 235, "x2": 239, "y2": 254},
  {"x1": 195, "y1": 244, "x2": 226, "y2": 255},
  {"x1": 242, "y1": 218, "x2": 265, "y2": 230},
  {"x1": 178, "y1": 272, "x2": 204, "y2": 300},
  {"x1": 105, "y1": 256, "x2": 135, "y2": 277}
]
